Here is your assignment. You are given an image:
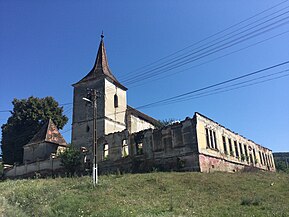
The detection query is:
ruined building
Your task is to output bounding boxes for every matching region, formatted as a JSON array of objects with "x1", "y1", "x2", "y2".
[
  {"x1": 98, "y1": 113, "x2": 275, "y2": 173},
  {"x1": 71, "y1": 35, "x2": 275, "y2": 173}
]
